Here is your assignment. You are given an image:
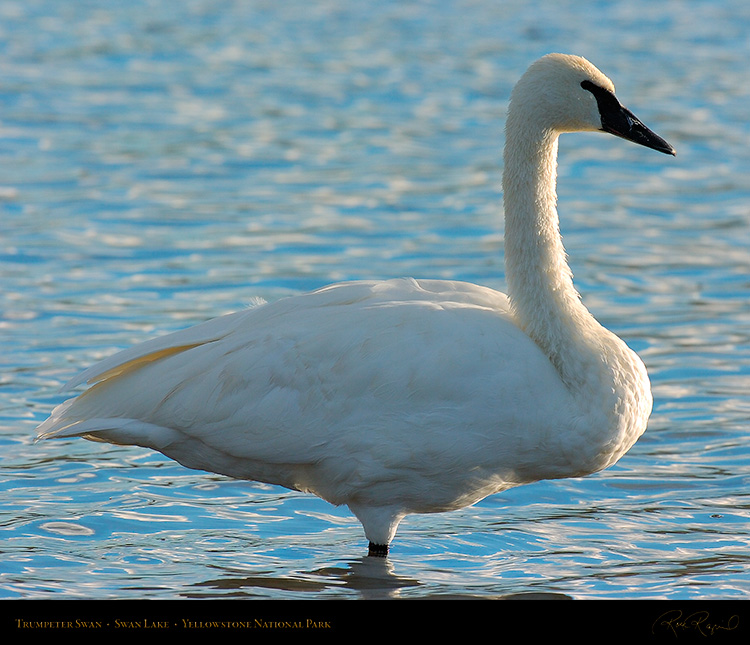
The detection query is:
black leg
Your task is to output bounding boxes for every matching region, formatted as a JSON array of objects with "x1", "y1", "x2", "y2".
[{"x1": 368, "y1": 542, "x2": 389, "y2": 557}]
